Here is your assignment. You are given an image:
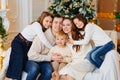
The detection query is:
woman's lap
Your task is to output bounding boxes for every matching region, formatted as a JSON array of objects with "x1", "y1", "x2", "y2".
[
  {"x1": 86, "y1": 41, "x2": 114, "y2": 68},
  {"x1": 6, "y1": 35, "x2": 32, "y2": 80}
]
